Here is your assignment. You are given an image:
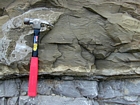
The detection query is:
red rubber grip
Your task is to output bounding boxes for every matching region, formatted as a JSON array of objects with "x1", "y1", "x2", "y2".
[{"x1": 28, "y1": 57, "x2": 38, "y2": 97}]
